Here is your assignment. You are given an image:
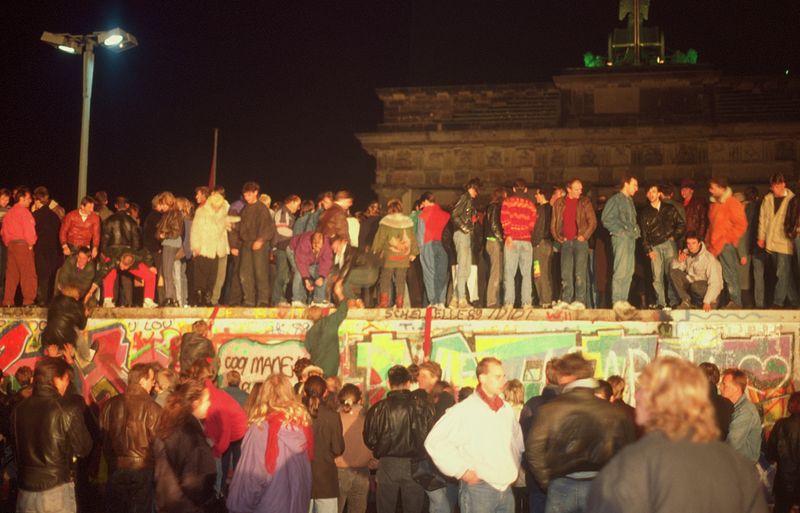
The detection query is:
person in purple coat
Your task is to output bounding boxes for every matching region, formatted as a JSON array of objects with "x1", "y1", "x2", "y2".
[
  {"x1": 287, "y1": 231, "x2": 333, "y2": 306},
  {"x1": 227, "y1": 373, "x2": 314, "y2": 513}
]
